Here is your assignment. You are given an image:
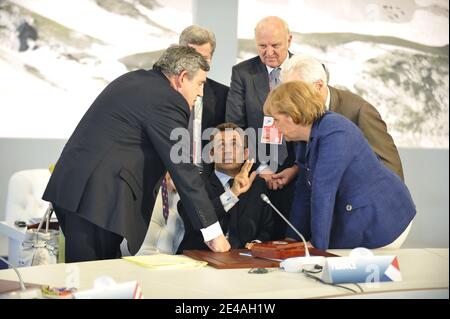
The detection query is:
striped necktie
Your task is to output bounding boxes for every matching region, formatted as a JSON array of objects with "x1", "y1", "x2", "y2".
[
  {"x1": 161, "y1": 178, "x2": 169, "y2": 224},
  {"x1": 269, "y1": 67, "x2": 281, "y2": 90},
  {"x1": 269, "y1": 67, "x2": 287, "y2": 165}
]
